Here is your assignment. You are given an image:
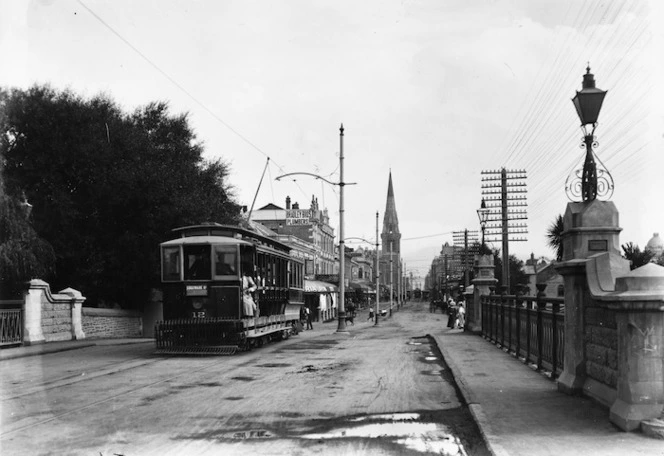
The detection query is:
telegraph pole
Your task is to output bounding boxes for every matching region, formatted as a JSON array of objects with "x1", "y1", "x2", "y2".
[{"x1": 480, "y1": 168, "x2": 528, "y2": 292}]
